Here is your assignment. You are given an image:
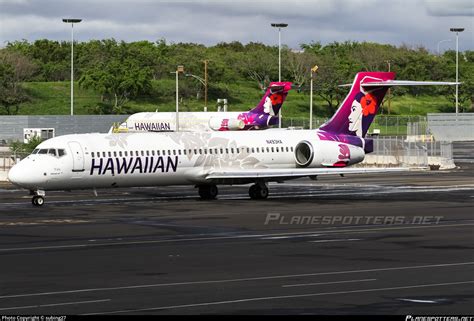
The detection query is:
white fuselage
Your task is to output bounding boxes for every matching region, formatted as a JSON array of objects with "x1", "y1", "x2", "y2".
[
  {"x1": 117, "y1": 111, "x2": 247, "y2": 132},
  {"x1": 8, "y1": 129, "x2": 365, "y2": 191}
]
